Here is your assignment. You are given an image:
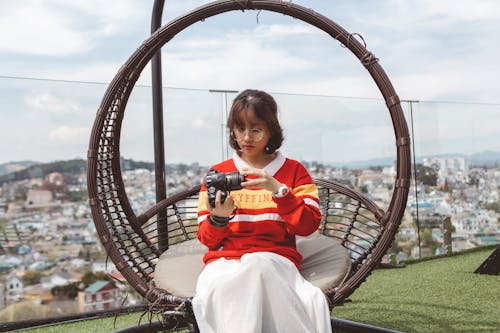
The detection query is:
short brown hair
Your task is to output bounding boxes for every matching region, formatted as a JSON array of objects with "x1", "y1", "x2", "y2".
[{"x1": 227, "y1": 89, "x2": 284, "y2": 154}]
